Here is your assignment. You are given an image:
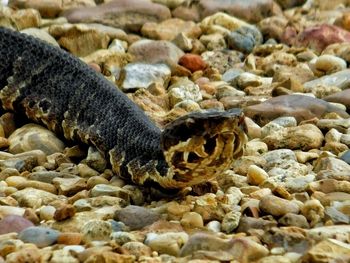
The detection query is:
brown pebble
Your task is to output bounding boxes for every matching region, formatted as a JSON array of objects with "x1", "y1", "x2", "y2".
[
  {"x1": 178, "y1": 53, "x2": 207, "y2": 73},
  {"x1": 54, "y1": 204, "x2": 76, "y2": 221},
  {"x1": 57, "y1": 232, "x2": 83, "y2": 245},
  {"x1": 23, "y1": 208, "x2": 40, "y2": 225}
]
